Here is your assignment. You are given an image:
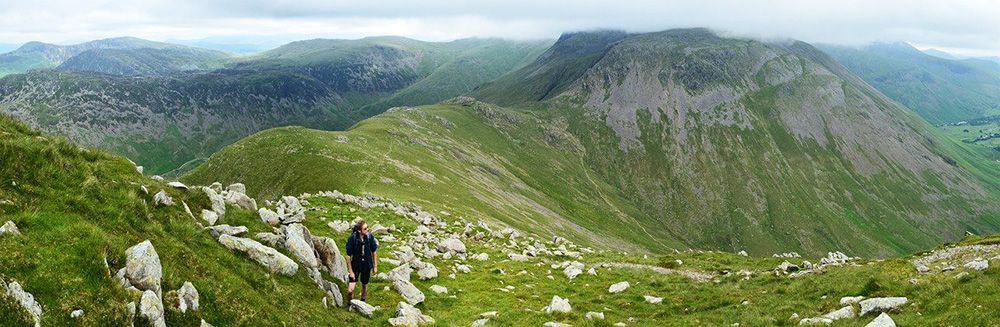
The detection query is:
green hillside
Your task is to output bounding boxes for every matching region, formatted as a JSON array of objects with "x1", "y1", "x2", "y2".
[
  {"x1": 187, "y1": 29, "x2": 1000, "y2": 257},
  {"x1": 6, "y1": 111, "x2": 1000, "y2": 326},
  {"x1": 0, "y1": 37, "x2": 205, "y2": 77},
  {"x1": 0, "y1": 37, "x2": 550, "y2": 175},
  {"x1": 818, "y1": 42, "x2": 1000, "y2": 124}
]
